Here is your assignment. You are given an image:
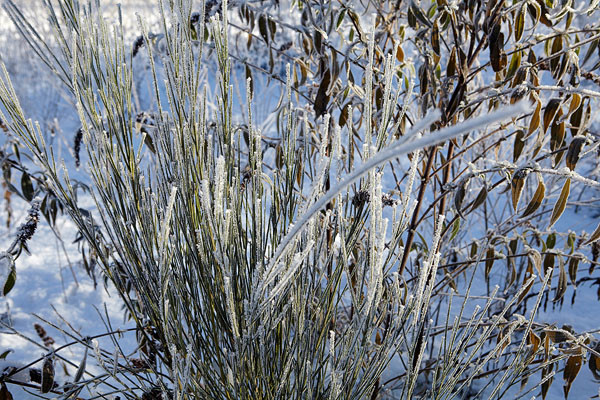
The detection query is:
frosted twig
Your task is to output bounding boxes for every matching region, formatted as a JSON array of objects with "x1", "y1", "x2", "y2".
[{"x1": 527, "y1": 83, "x2": 600, "y2": 98}]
